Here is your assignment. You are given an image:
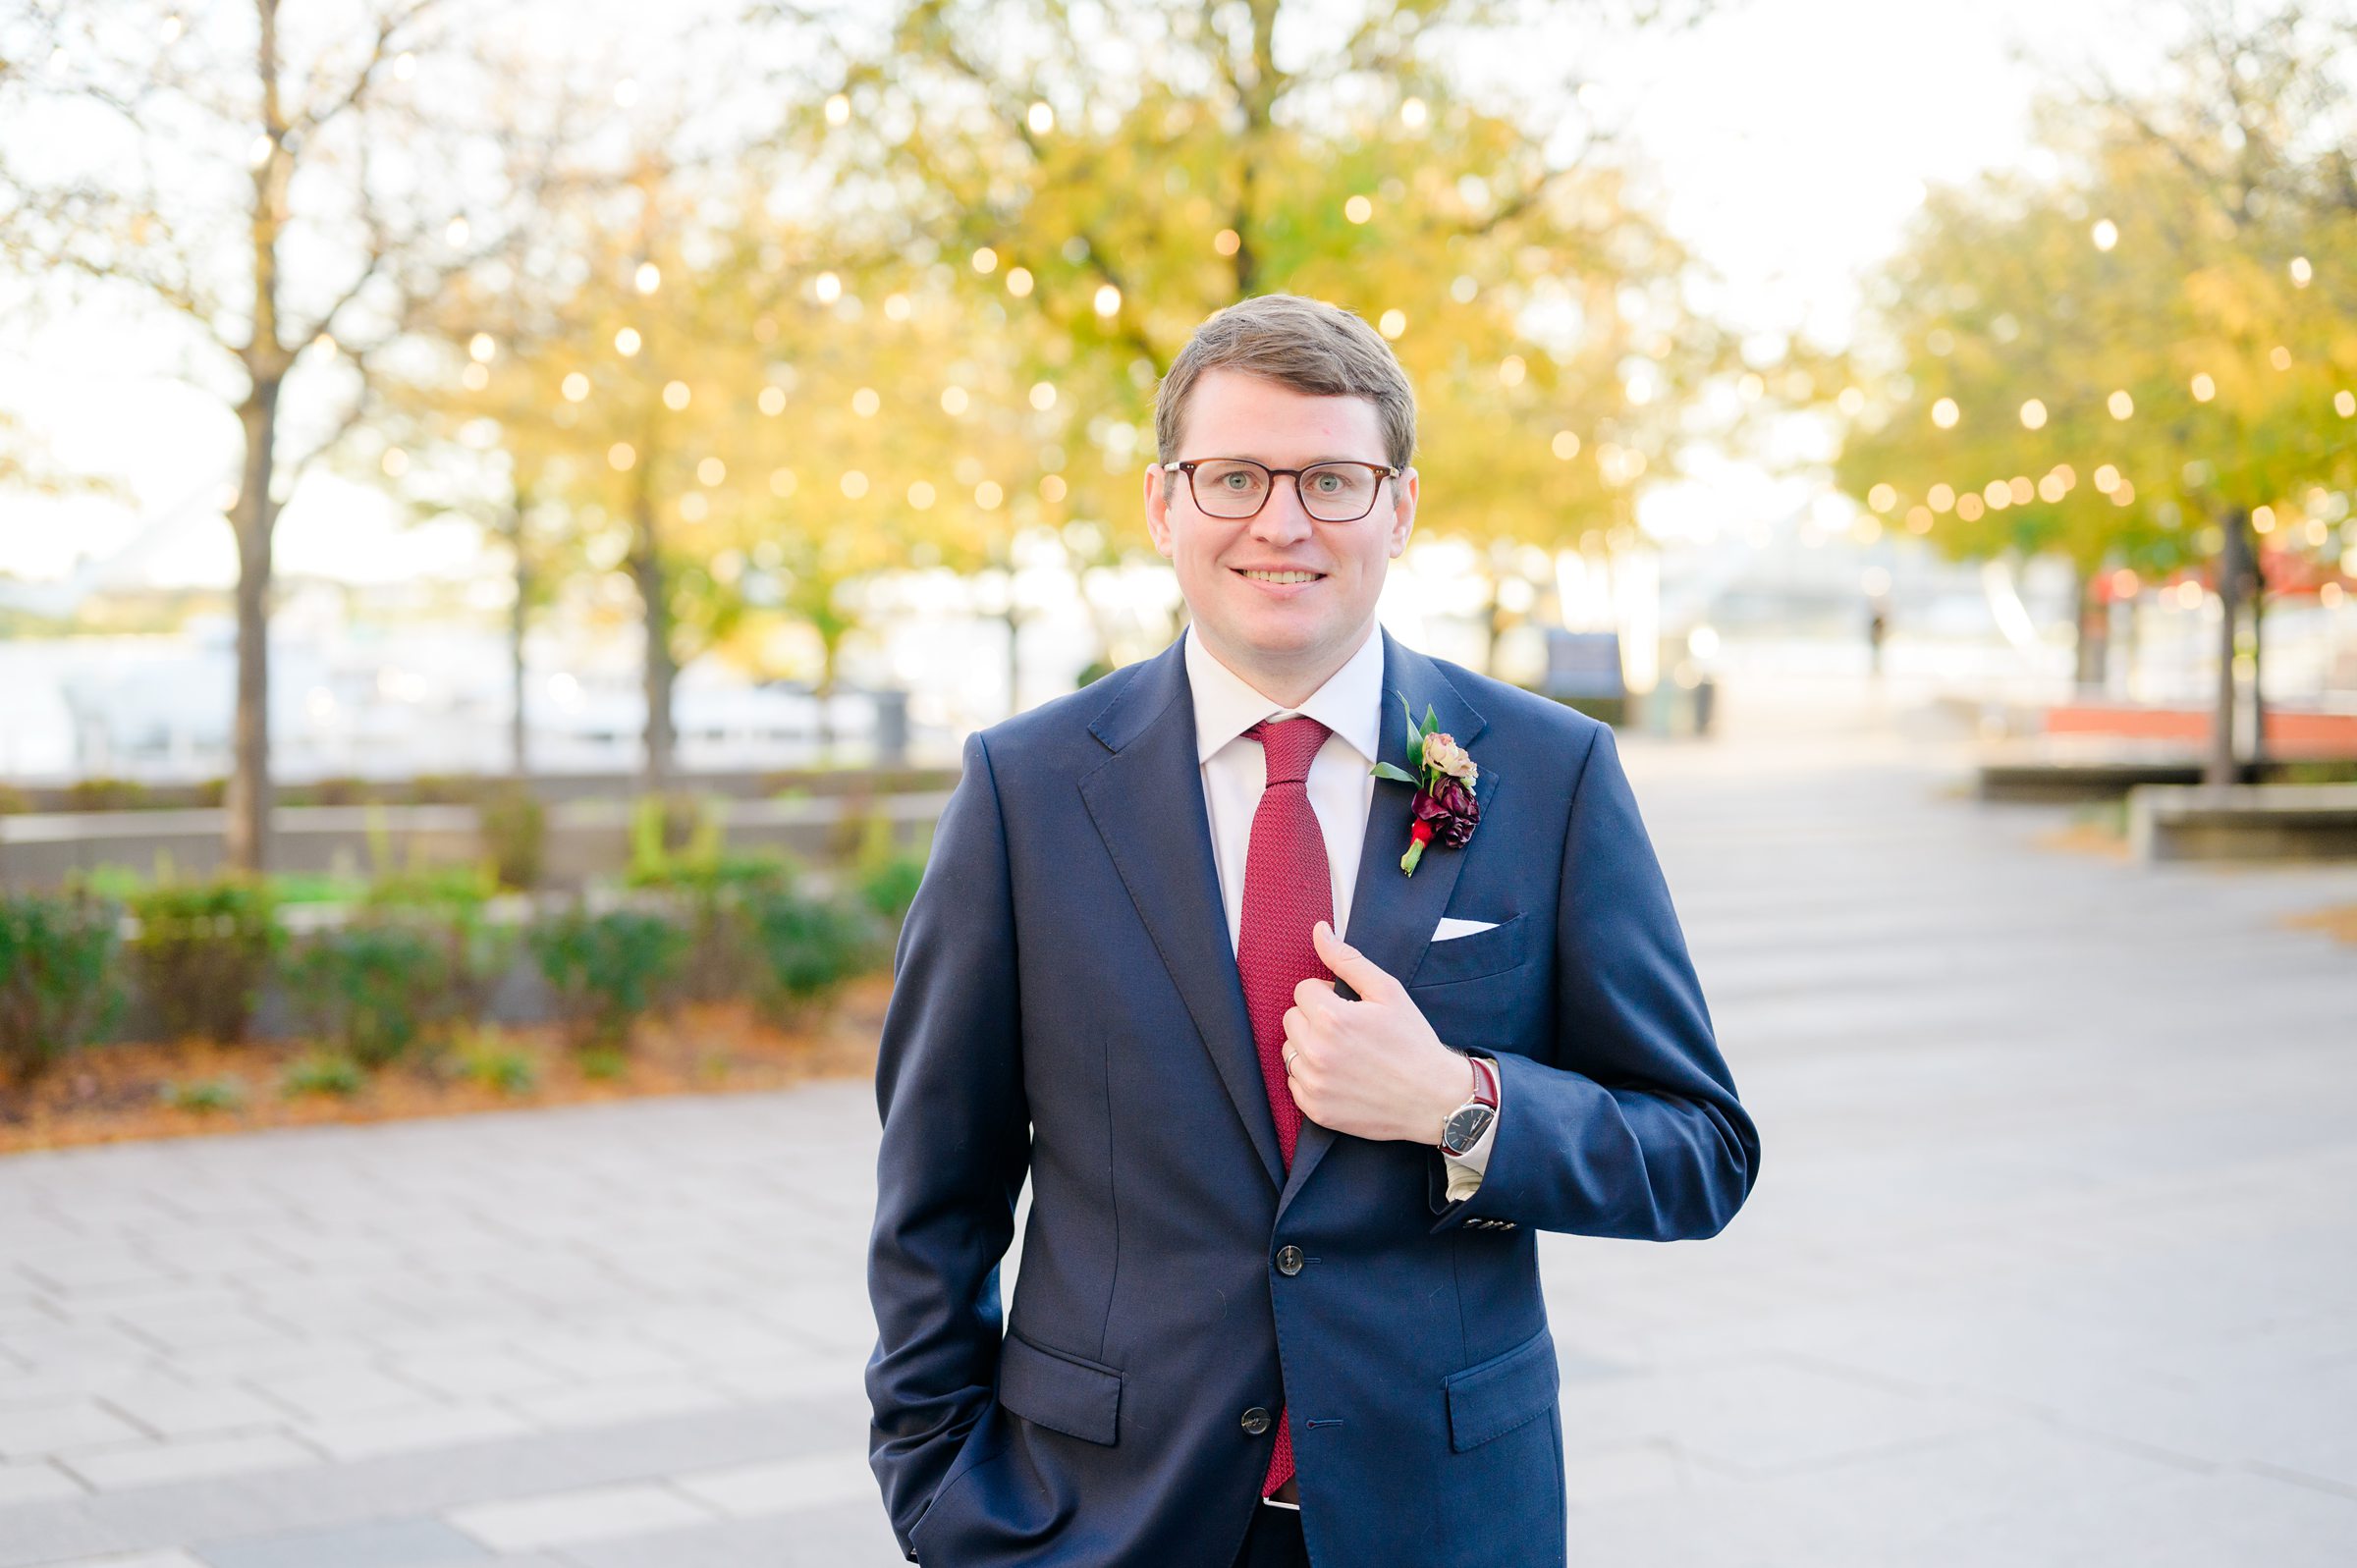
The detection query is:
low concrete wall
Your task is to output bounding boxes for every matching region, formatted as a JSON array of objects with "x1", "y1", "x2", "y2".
[
  {"x1": 0, "y1": 791, "x2": 954, "y2": 891},
  {"x1": 1978, "y1": 755, "x2": 2357, "y2": 803},
  {"x1": 2127, "y1": 784, "x2": 2357, "y2": 862}
]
